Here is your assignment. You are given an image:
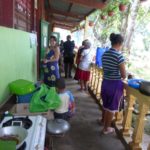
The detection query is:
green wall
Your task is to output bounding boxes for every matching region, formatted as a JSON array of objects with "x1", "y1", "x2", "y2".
[{"x1": 0, "y1": 27, "x2": 37, "y2": 105}]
